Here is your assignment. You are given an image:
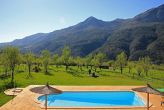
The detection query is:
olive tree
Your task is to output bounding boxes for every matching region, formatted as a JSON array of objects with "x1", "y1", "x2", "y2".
[
  {"x1": 75, "y1": 56, "x2": 84, "y2": 71},
  {"x1": 127, "y1": 61, "x2": 135, "y2": 74},
  {"x1": 68, "y1": 56, "x2": 75, "y2": 66},
  {"x1": 91, "y1": 56, "x2": 99, "y2": 72},
  {"x1": 116, "y1": 52, "x2": 127, "y2": 74},
  {"x1": 91, "y1": 53, "x2": 105, "y2": 72},
  {"x1": 16, "y1": 54, "x2": 24, "y2": 73},
  {"x1": 136, "y1": 59, "x2": 143, "y2": 76},
  {"x1": 61, "y1": 46, "x2": 71, "y2": 70},
  {"x1": 142, "y1": 56, "x2": 151, "y2": 76},
  {"x1": 34, "y1": 56, "x2": 42, "y2": 72},
  {"x1": 56, "y1": 56, "x2": 63, "y2": 67},
  {"x1": 84, "y1": 54, "x2": 93, "y2": 69},
  {"x1": 1, "y1": 51, "x2": 9, "y2": 75},
  {"x1": 96, "y1": 52, "x2": 105, "y2": 70},
  {"x1": 107, "y1": 60, "x2": 116, "y2": 71},
  {"x1": 3, "y1": 46, "x2": 20, "y2": 83},
  {"x1": 41, "y1": 50, "x2": 51, "y2": 73},
  {"x1": 25, "y1": 52, "x2": 34, "y2": 77},
  {"x1": 53, "y1": 54, "x2": 59, "y2": 67}
]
